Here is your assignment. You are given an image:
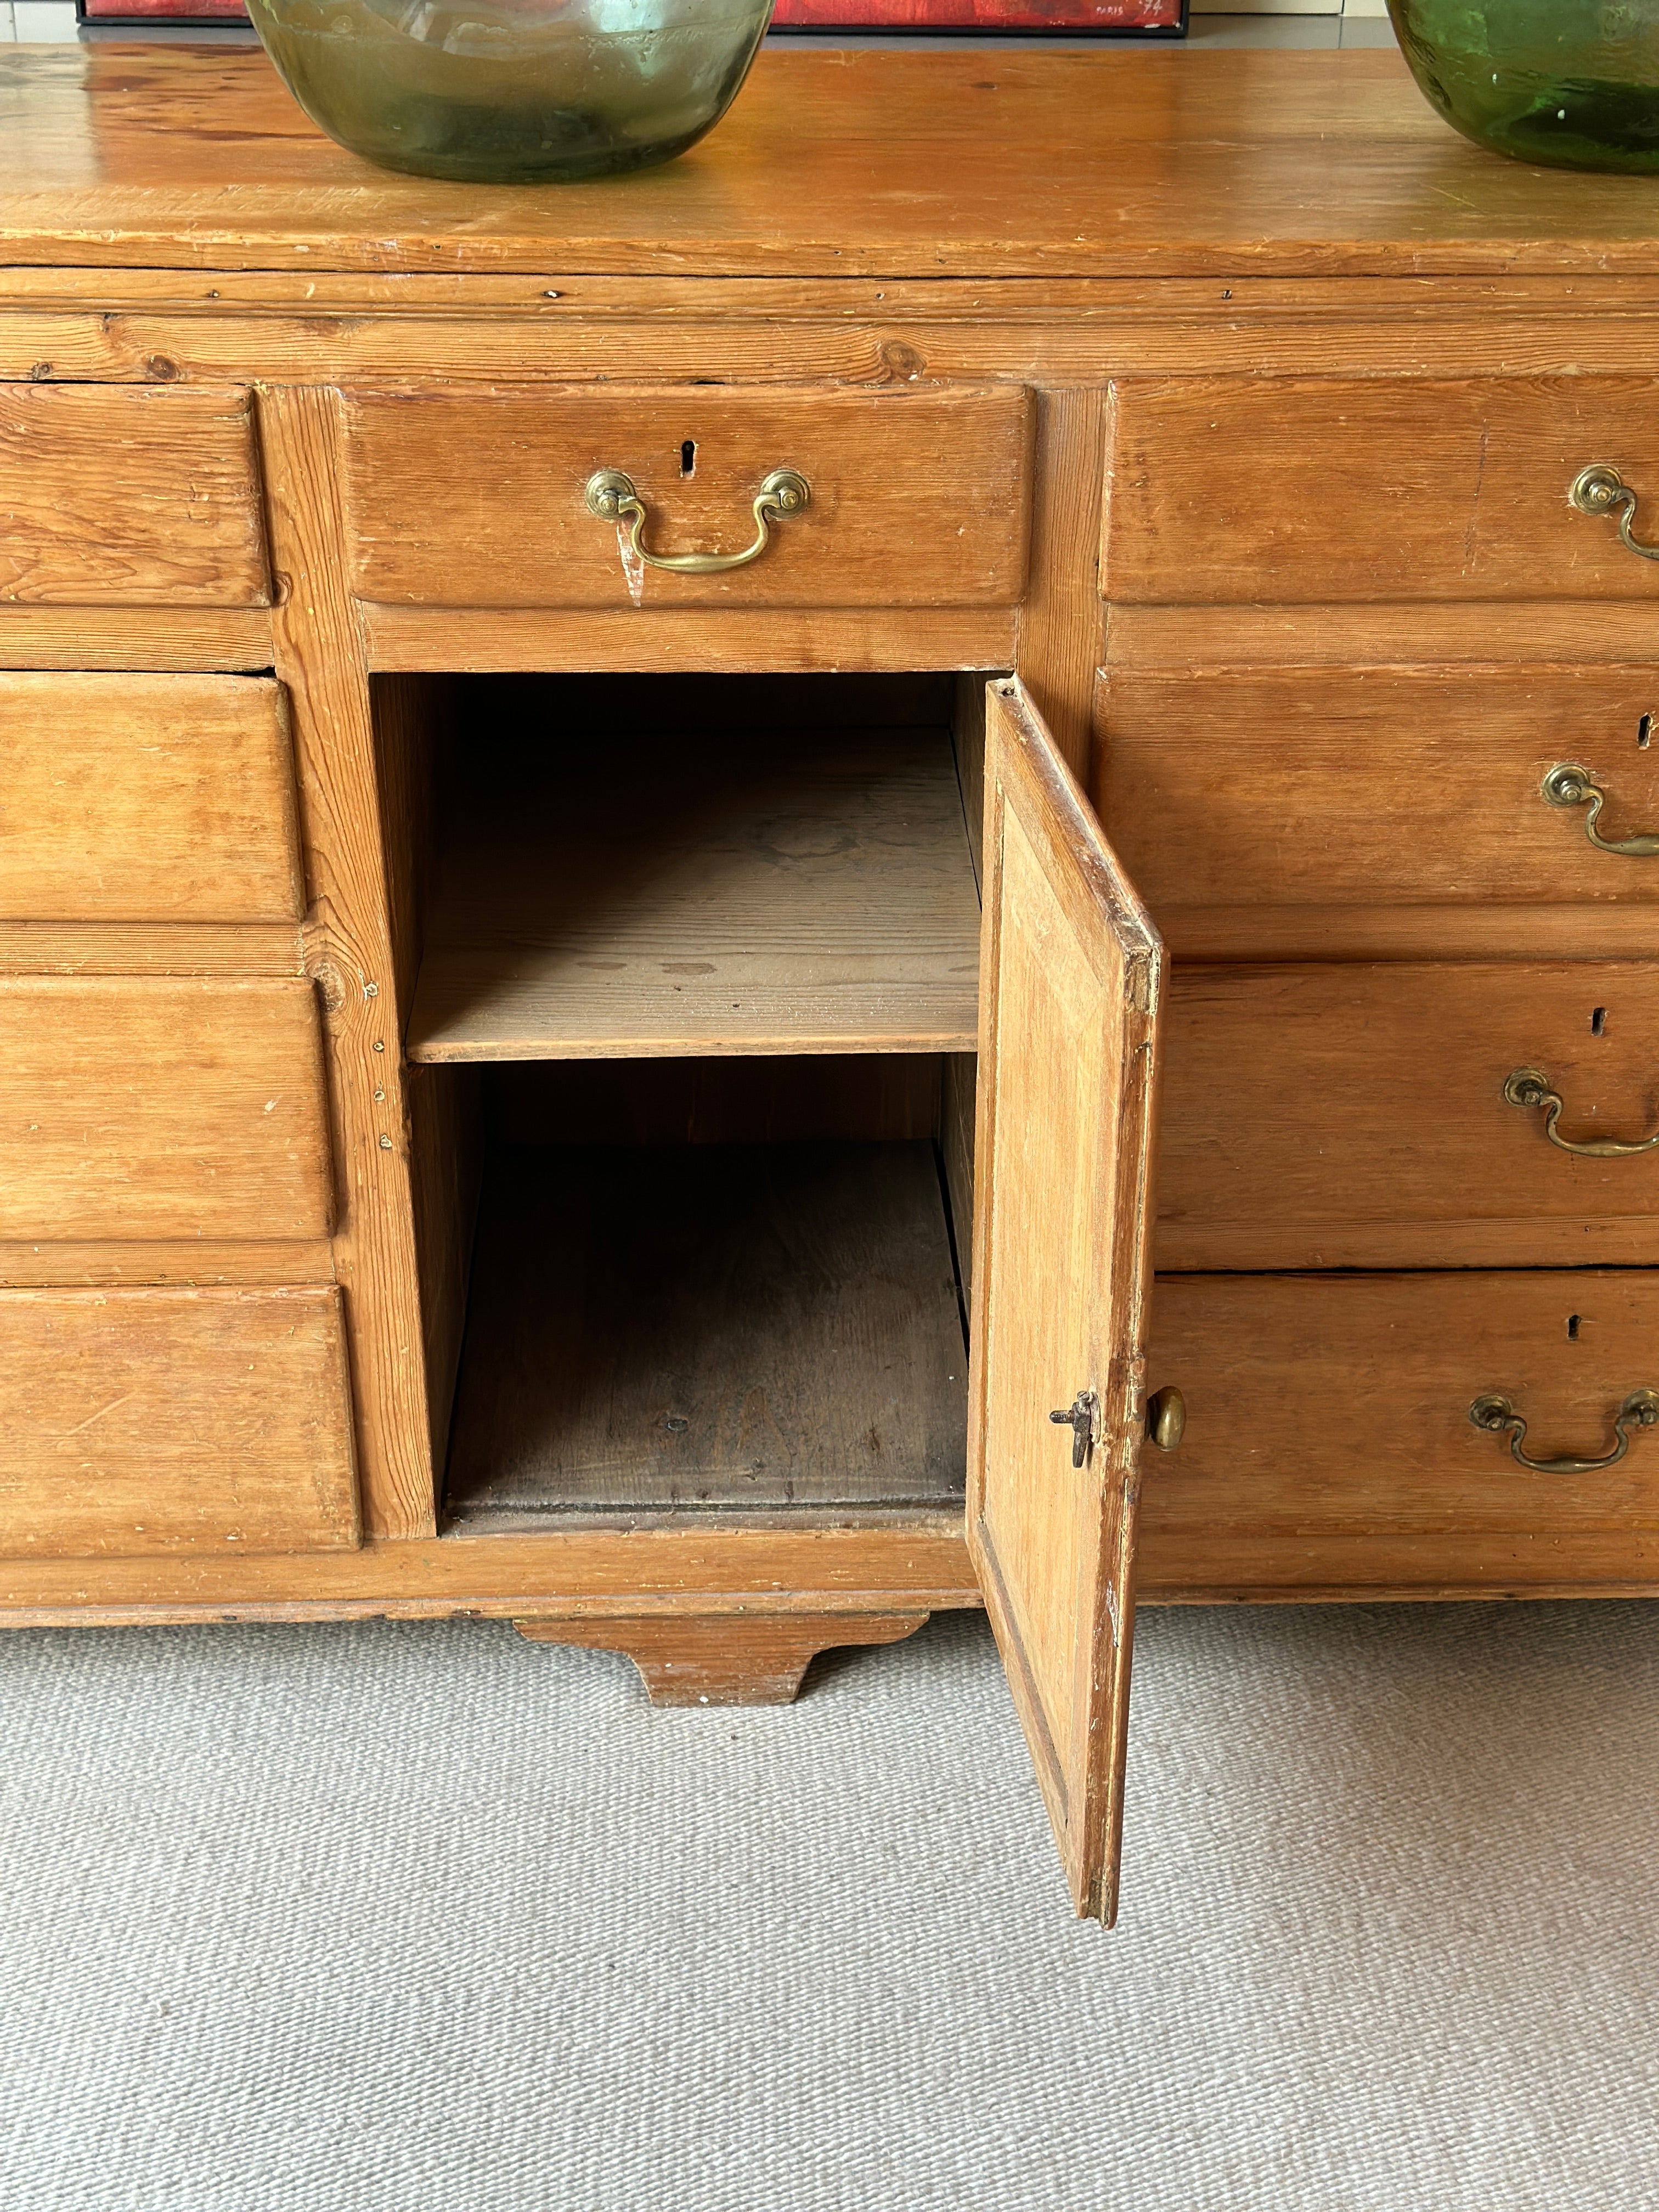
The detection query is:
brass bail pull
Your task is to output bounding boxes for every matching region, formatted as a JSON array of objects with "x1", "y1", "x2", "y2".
[
  {"x1": 585, "y1": 466, "x2": 811, "y2": 575},
  {"x1": 1570, "y1": 464, "x2": 1659, "y2": 563},
  {"x1": 1503, "y1": 1067, "x2": 1659, "y2": 1158},
  {"x1": 1469, "y1": 1387, "x2": 1659, "y2": 1476},
  {"x1": 1541, "y1": 764, "x2": 1659, "y2": 857}
]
